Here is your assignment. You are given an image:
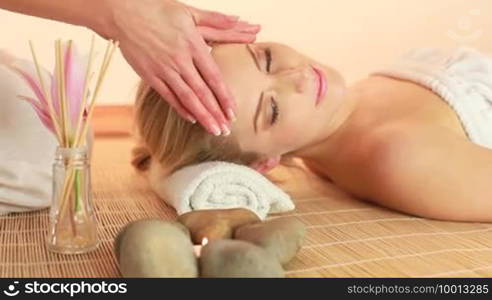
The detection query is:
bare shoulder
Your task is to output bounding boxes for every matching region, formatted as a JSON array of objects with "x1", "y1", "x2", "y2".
[
  {"x1": 345, "y1": 121, "x2": 477, "y2": 190},
  {"x1": 335, "y1": 121, "x2": 492, "y2": 222},
  {"x1": 356, "y1": 121, "x2": 491, "y2": 176},
  {"x1": 332, "y1": 122, "x2": 428, "y2": 192}
]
